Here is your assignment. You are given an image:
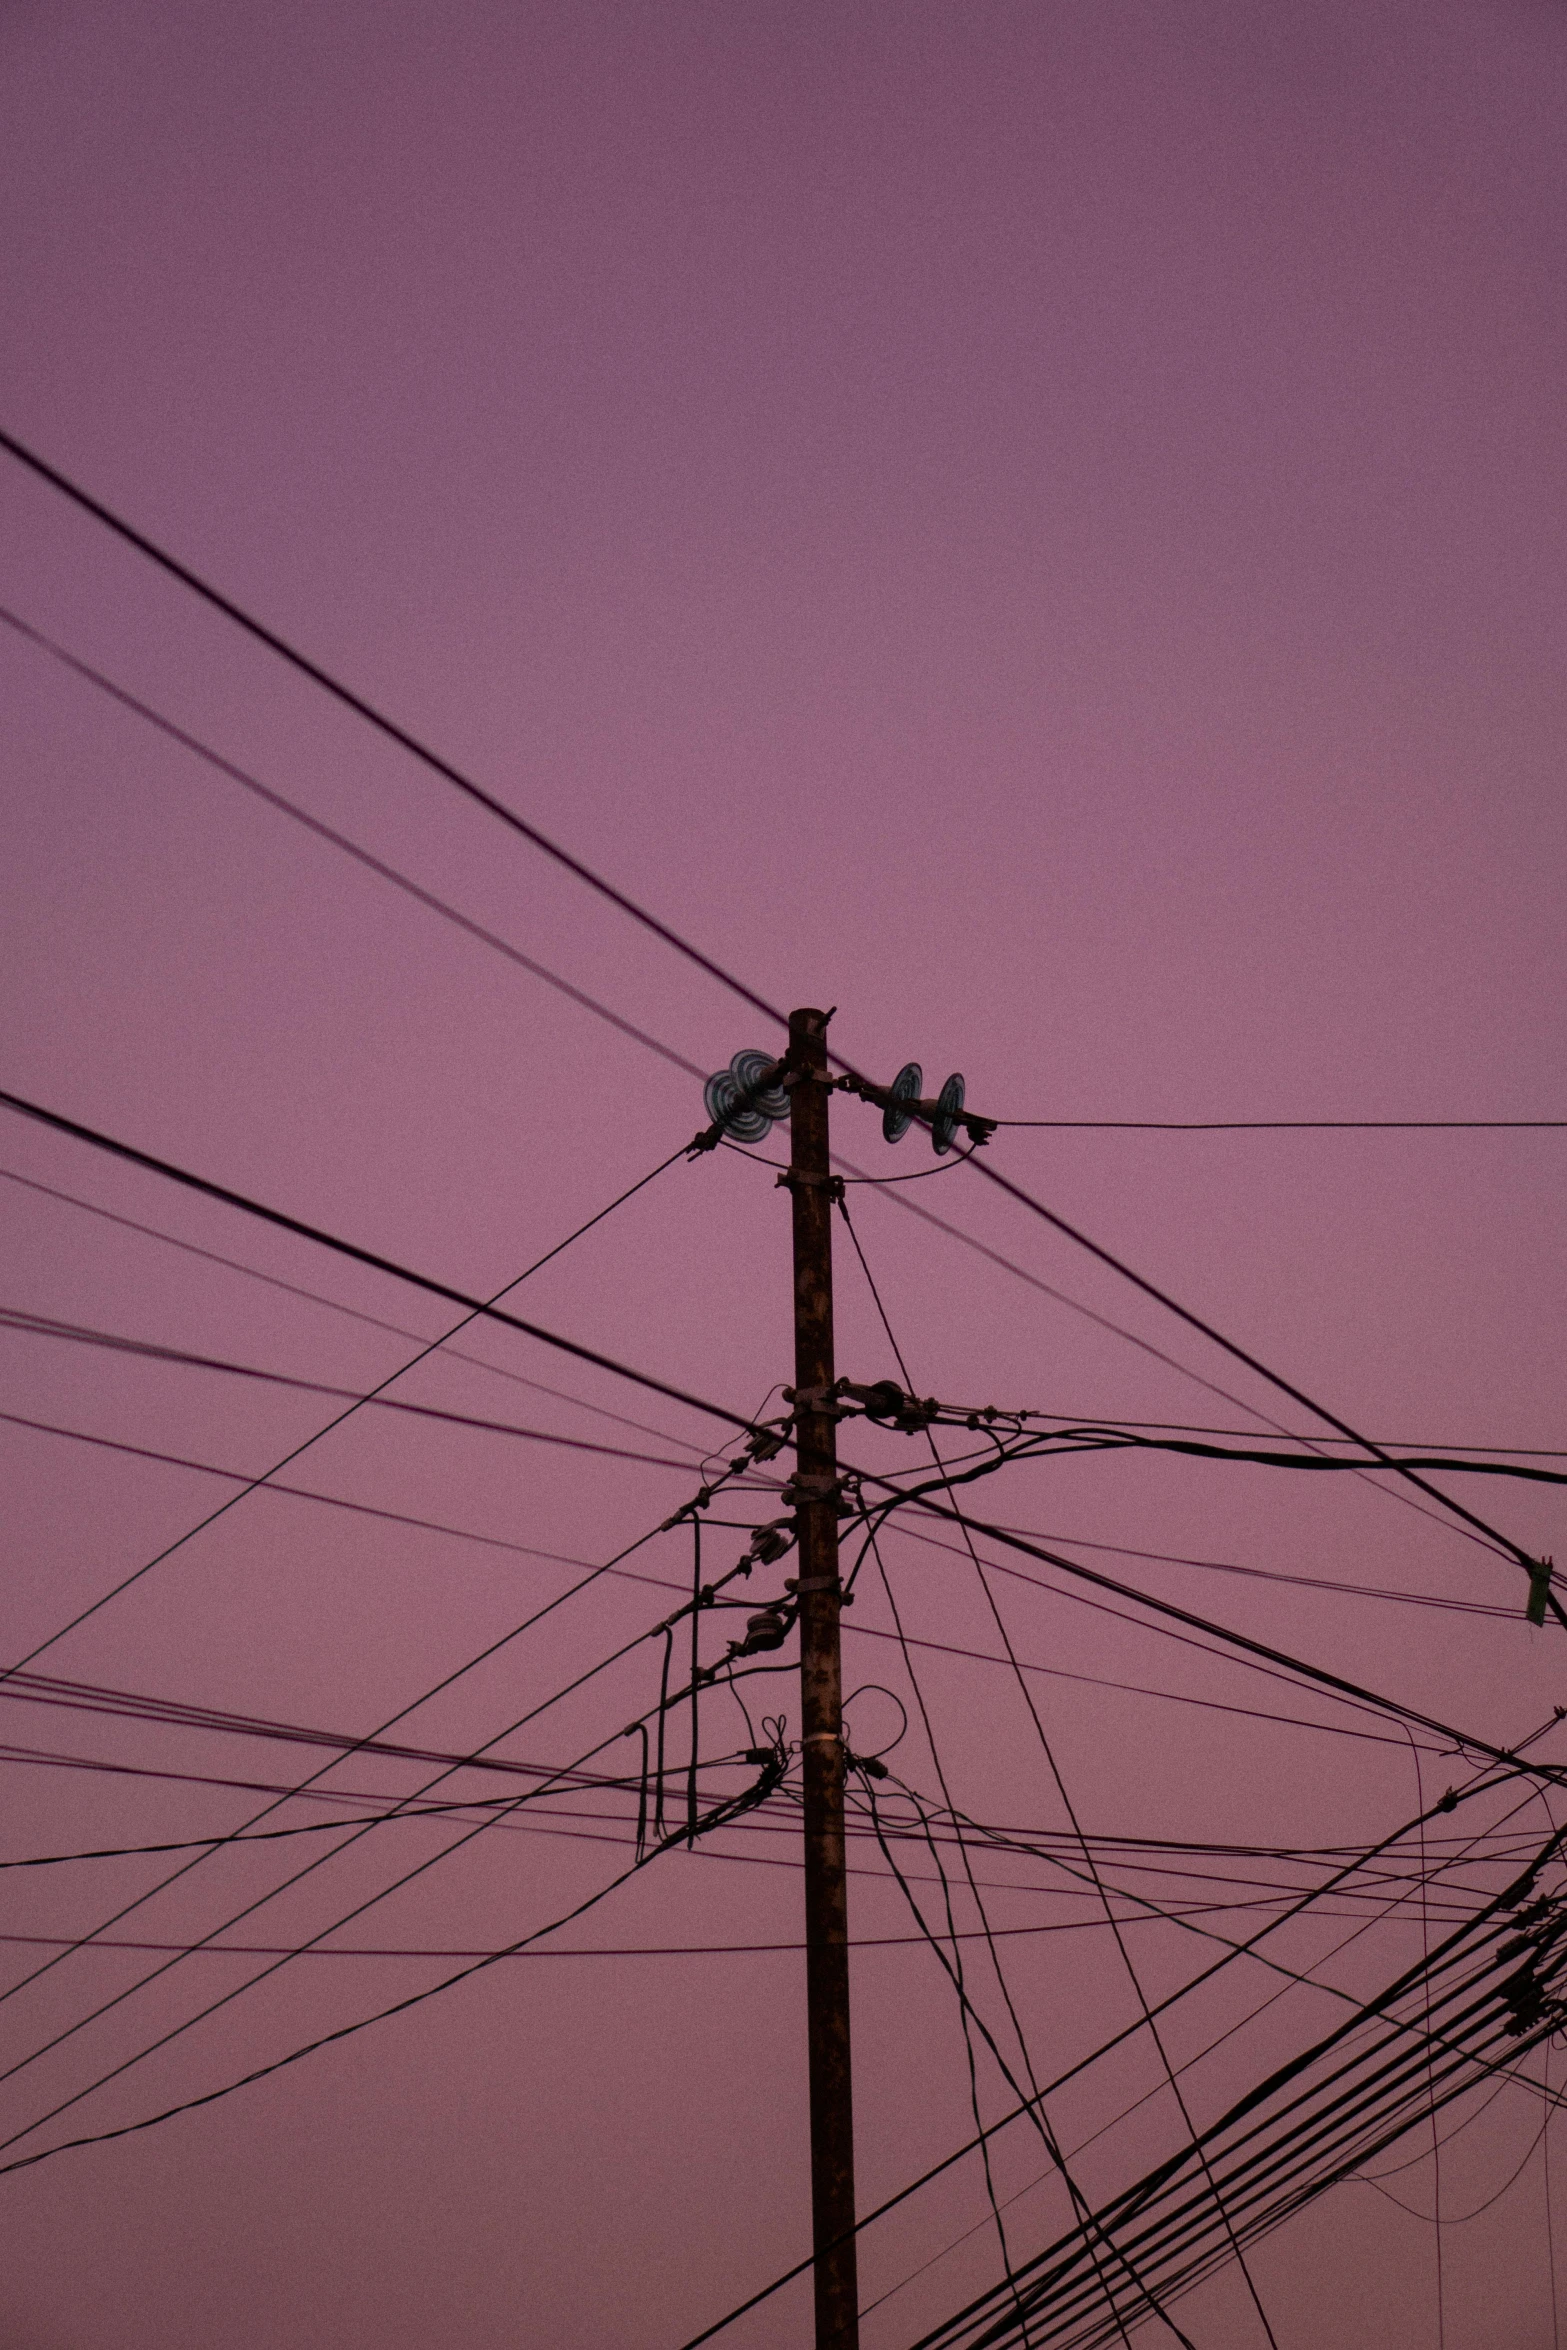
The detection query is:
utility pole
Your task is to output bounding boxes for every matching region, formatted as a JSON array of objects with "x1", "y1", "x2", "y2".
[{"x1": 785, "y1": 1004, "x2": 860, "y2": 2350}]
